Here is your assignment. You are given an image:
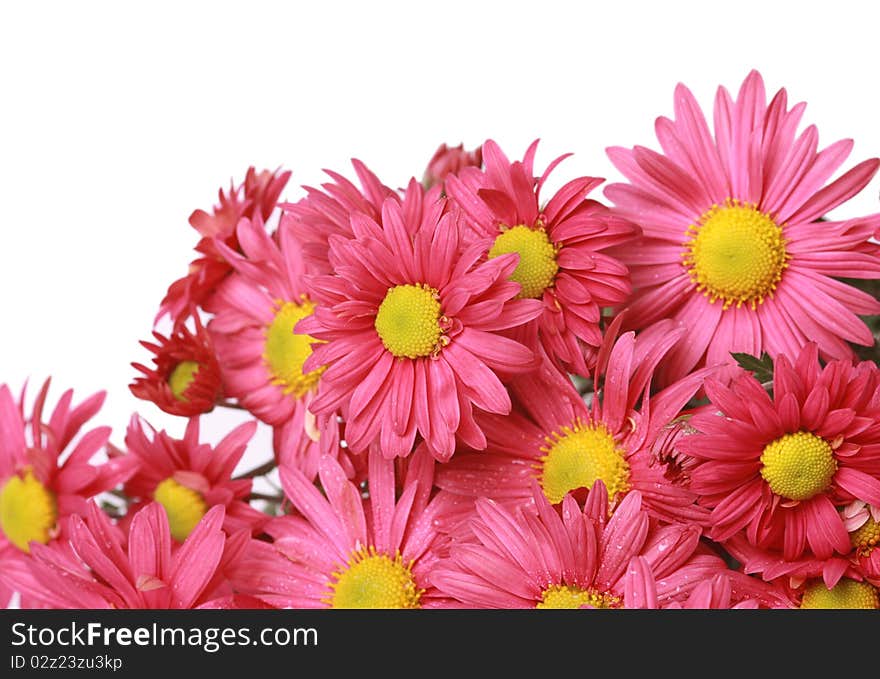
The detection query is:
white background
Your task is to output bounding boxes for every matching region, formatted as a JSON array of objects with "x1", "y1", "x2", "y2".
[{"x1": 2, "y1": 0, "x2": 880, "y2": 470}]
